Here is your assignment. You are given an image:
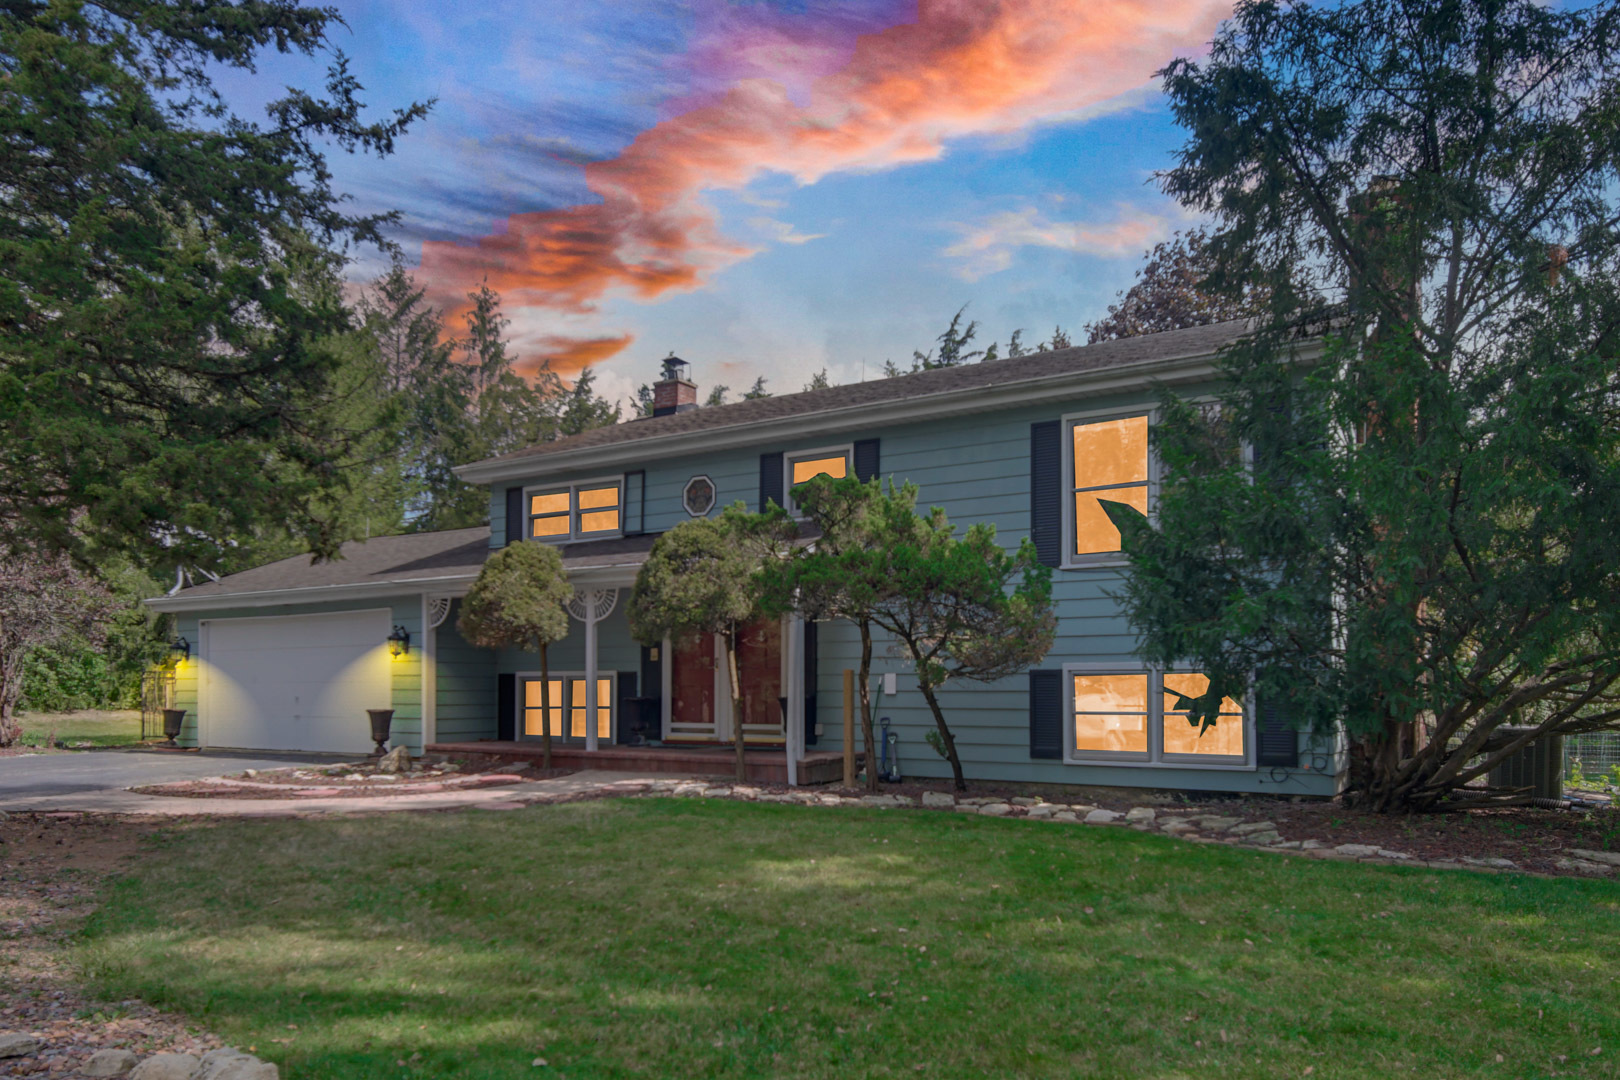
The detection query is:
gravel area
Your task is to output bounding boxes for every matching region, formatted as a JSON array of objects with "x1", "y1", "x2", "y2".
[
  {"x1": 0, "y1": 811, "x2": 225, "y2": 1075},
  {"x1": 129, "y1": 758, "x2": 571, "y2": 800}
]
